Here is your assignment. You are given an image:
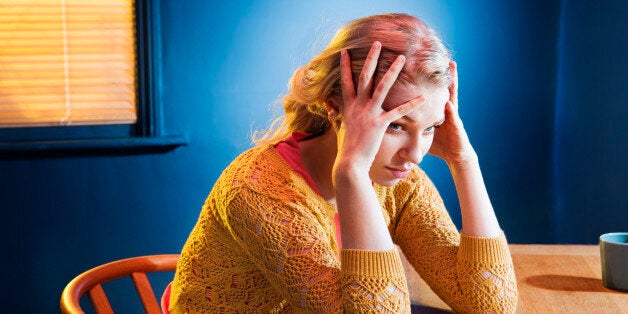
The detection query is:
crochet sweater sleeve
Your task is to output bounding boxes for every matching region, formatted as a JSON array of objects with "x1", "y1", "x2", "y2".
[
  {"x1": 223, "y1": 149, "x2": 411, "y2": 313},
  {"x1": 389, "y1": 168, "x2": 518, "y2": 313}
]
